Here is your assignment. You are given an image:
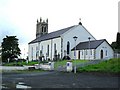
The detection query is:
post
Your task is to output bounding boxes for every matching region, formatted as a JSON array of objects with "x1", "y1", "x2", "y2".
[
  {"x1": 75, "y1": 40, "x2": 76, "y2": 73},
  {"x1": 88, "y1": 37, "x2": 91, "y2": 60},
  {"x1": 73, "y1": 36, "x2": 78, "y2": 74}
]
